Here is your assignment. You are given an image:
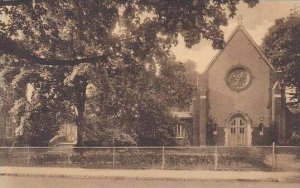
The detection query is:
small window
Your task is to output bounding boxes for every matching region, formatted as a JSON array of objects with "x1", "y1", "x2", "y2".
[
  {"x1": 240, "y1": 128, "x2": 245, "y2": 134},
  {"x1": 258, "y1": 123, "x2": 264, "y2": 135},
  {"x1": 231, "y1": 128, "x2": 236, "y2": 134},
  {"x1": 240, "y1": 120, "x2": 244, "y2": 126},
  {"x1": 231, "y1": 120, "x2": 236, "y2": 126},
  {"x1": 230, "y1": 116, "x2": 246, "y2": 127},
  {"x1": 176, "y1": 124, "x2": 186, "y2": 138}
]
